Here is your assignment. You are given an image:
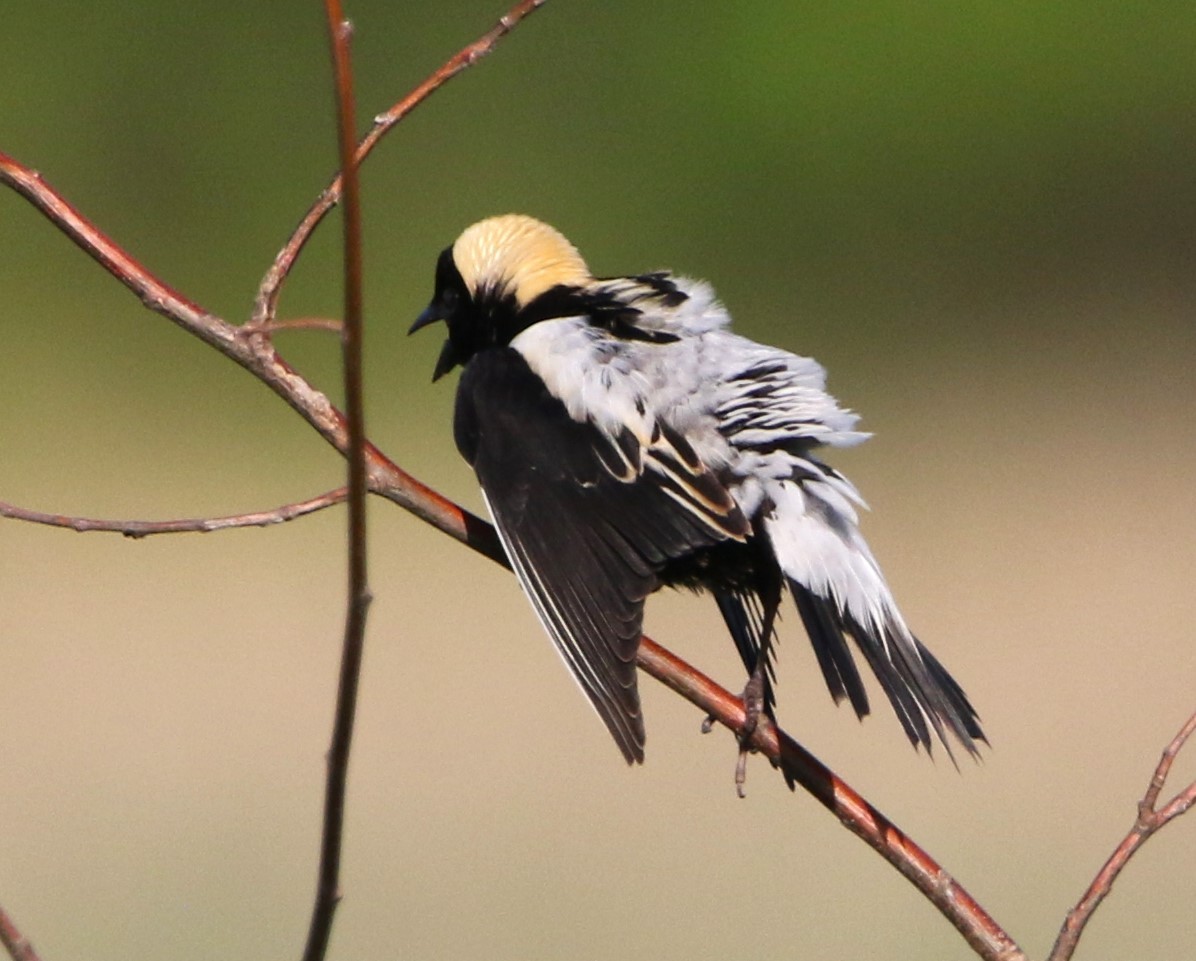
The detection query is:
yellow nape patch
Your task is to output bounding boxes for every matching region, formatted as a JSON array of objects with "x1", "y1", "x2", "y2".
[{"x1": 452, "y1": 214, "x2": 592, "y2": 306}]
